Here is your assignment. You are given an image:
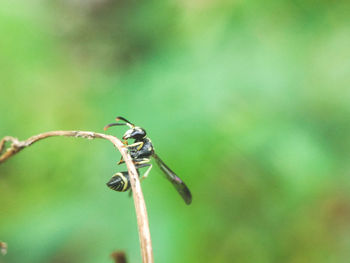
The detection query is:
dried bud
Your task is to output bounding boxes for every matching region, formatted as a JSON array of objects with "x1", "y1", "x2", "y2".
[{"x1": 0, "y1": 242, "x2": 7, "y2": 255}]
